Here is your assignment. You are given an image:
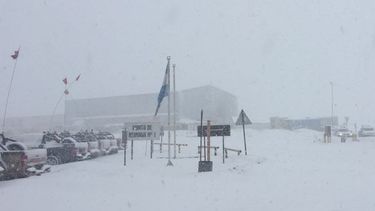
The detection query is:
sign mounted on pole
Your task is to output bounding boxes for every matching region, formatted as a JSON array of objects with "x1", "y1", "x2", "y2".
[
  {"x1": 197, "y1": 125, "x2": 231, "y2": 137},
  {"x1": 237, "y1": 109, "x2": 252, "y2": 155},
  {"x1": 235, "y1": 110, "x2": 252, "y2": 125},
  {"x1": 124, "y1": 121, "x2": 161, "y2": 141}
]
